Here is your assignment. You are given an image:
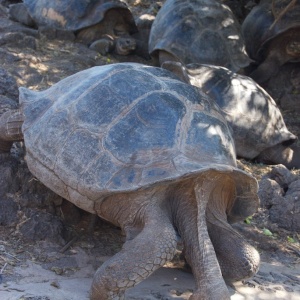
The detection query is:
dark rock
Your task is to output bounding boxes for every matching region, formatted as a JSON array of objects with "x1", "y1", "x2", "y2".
[
  {"x1": 0, "y1": 67, "x2": 19, "y2": 100},
  {"x1": 0, "y1": 195, "x2": 18, "y2": 225},
  {"x1": 0, "y1": 47, "x2": 20, "y2": 65},
  {"x1": 258, "y1": 178, "x2": 283, "y2": 207},
  {"x1": 60, "y1": 200, "x2": 82, "y2": 225},
  {"x1": 39, "y1": 27, "x2": 75, "y2": 42},
  {"x1": 0, "y1": 31, "x2": 36, "y2": 49},
  {"x1": 1, "y1": 0, "x2": 22, "y2": 8},
  {"x1": 268, "y1": 194, "x2": 298, "y2": 232},
  {"x1": 285, "y1": 179, "x2": 300, "y2": 196},
  {"x1": 264, "y1": 164, "x2": 298, "y2": 190},
  {"x1": 8, "y1": 3, "x2": 35, "y2": 27},
  {"x1": 0, "y1": 95, "x2": 18, "y2": 115},
  {"x1": 0, "y1": 155, "x2": 20, "y2": 196},
  {"x1": 18, "y1": 163, "x2": 63, "y2": 212},
  {"x1": 258, "y1": 165, "x2": 300, "y2": 231},
  {"x1": 19, "y1": 210, "x2": 65, "y2": 244}
]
